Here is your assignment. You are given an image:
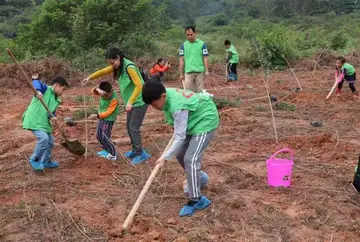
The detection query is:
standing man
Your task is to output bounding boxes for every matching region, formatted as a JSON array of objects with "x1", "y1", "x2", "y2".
[
  {"x1": 224, "y1": 40, "x2": 239, "y2": 81},
  {"x1": 179, "y1": 26, "x2": 209, "y2": 93}
]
